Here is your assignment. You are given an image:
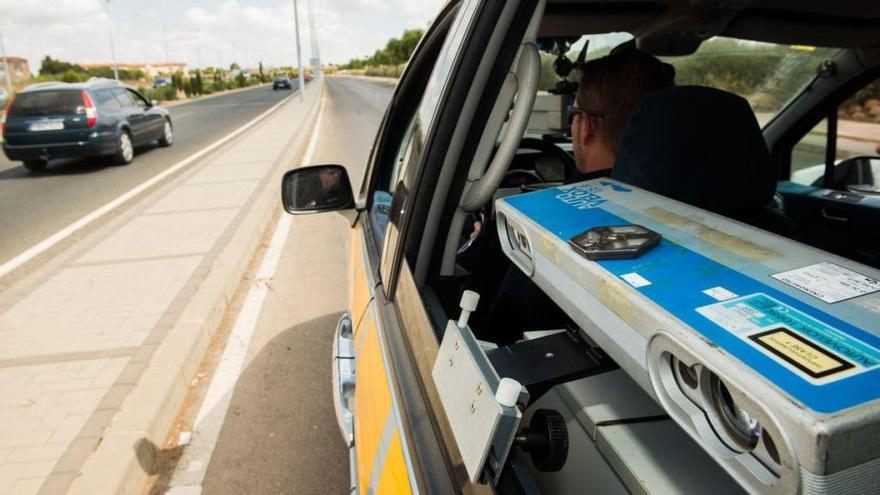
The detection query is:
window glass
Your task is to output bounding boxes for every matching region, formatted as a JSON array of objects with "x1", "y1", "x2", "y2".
[
  {"x1": 127, "y1": 89, "x2": 148, "y2": 108},
  {"x1": 387, "y1": 119, "x2": 417, "y2": 195},
  {"x1": 665, "y1": 39, "x2": 838, "y2": 120},
  {"x1": 93, "y1": 89, "x2": 120, "y2": 110},
  {"x1": 113, "y1": 88, "x2": 136, "y2": 108},
  {"x1": 8, "y1": 90, "x2": 82, "y2": 117},
  {"x1": 416, "y1": 0, "x2": 479, "y2": 136},
  {"x1": 538, "y1": 33, "x2": 633, "y2": 91},
  {"x1": 791, "y1": 119, "x2": 828, "y2": 185},
  {"x1": 371, "y1": 3, "x2": 469, "y2": 257},
  {"x1": 538, "y1": 35, "x2": 837, "y2": 120}
]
